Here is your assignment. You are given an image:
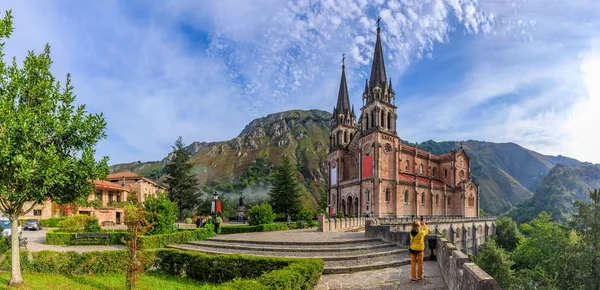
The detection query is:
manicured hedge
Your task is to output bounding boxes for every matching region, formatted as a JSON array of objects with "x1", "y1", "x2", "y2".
[
  {"x1": 154, "y1": 249, "x2": 324, "y2": 289},
  {"x1": 220, "y1": 223, "x2": 288, "y2": 235},
  {"x1": 140, "y1": 228, "x2": 215, "y2": 249},
  {"x1": 0, "y1": 248, "x2": 324, "y2": 290},
  {"x1": 45, "y1": 230, "x2": 129, "y2": 245},
  {"x1": 41, "y1": 217, "x2": 66, "y2": 227}
]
